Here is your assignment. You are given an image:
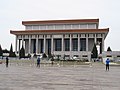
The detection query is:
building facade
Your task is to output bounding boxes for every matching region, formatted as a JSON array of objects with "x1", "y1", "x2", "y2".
[{"x1": 10, "y1": 19, "x2": 109, "y2": 60}]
